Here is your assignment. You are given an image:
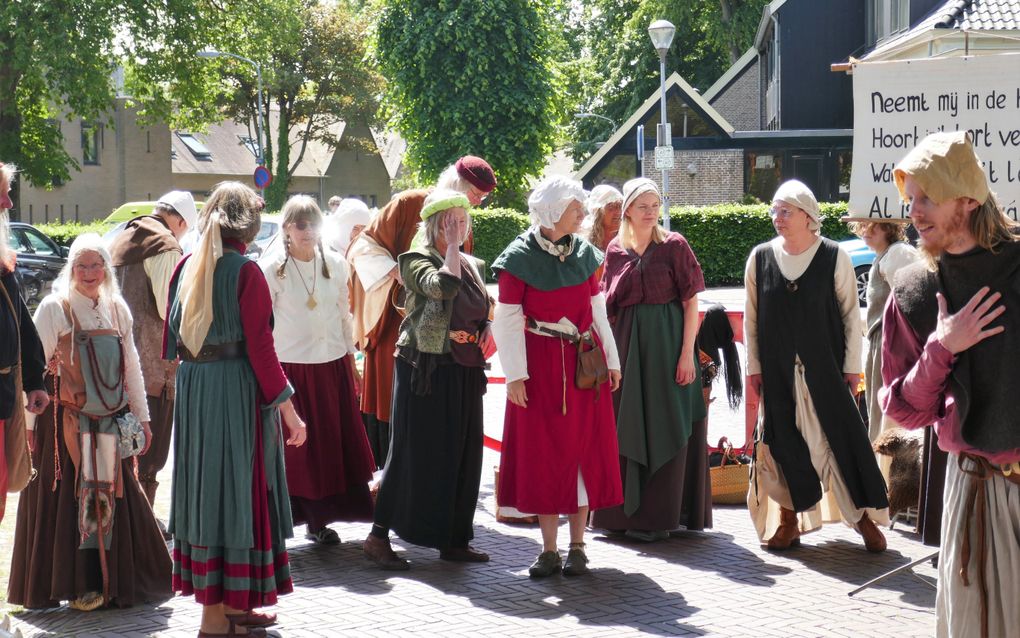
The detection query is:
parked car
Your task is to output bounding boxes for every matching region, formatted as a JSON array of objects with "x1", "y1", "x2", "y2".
[
  {"x1": 244, "y1": 214, "x2": 282, "y2": 259},
  {"x1": 6, "y1": 222, "x2": 67, "y2": 311},
  {"x1": 102, "y1": 200, "x2": 206, "y2": 245},
  {"x1": 839, "y1": 238, "x2": 874, "y2": 308}
]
